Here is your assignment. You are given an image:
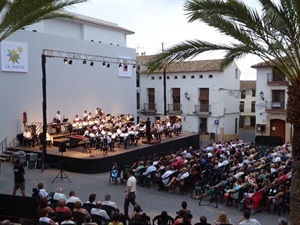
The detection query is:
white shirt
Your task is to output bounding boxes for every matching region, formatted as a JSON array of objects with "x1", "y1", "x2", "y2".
[
  {"x1": 38, "y1": 189, "x2": 49, "y2": 198},
  {"x1": 91, "y1": 208, "x2": 110, "y2": 220},
  {"x1": 143, "y1": 165, "x2": 157, "y2": 178},
  {"x1": 39, "y1": 217, "x2": 51, "y2": 224},
  {"x1": 161, "y1": 170, "x2": 174, "y2": 184},
  {"x1": 55, "y1": 113, "x2": 61, "y2": 121},
  {"x1": 238, "y1": 218, "x2": 261, "y2": 225},
  {"x1": 23, "y1": 131, "x2": 31, "y2": 139},
  {"x1": 53, "y1": 192, "x2": 67, "y2": 201},
  {"x1": 127, "y1": 176, "x2": 136, "y2": 193},
  {"x1": 102, "y1": 200, "x2": 118, "y2": 210},
  {"x1": 67, "y1": 196, "x2": 82, "y2": 204}
]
